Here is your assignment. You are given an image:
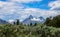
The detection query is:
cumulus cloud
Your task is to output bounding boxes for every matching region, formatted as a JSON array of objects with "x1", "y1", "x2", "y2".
[
  {"x1": 23, "y1": 8, "x2": 59, "y2": 17},
  {"x1": 0, "y1": 0, "x2": 60, "y2": 22},
  {"x1": 49, "y1": 1, "x2": 60, "y2": 11},
  {"x1": 19, "y1": 8, "x2": 59, "y2": 21},
  {"x1": 48, "y1": 0, "x2": 60, "y2": 17},
  {"x1": 0, "y1": 1, "x2": 59, "y2": 21},
  {"x1": 8, "y1": 20, "x2": 15, "y2": 23},
  {"x1": 0, "y1": 1, "x2": 25, "y2": 16},
  {"x1": 8, "y1": 0, "x2": 42, "y2": 3},
  {"x1": 0, "y1": 1, "x2": 24, "y2": 20}
]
